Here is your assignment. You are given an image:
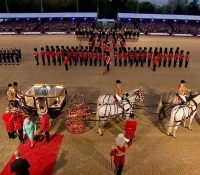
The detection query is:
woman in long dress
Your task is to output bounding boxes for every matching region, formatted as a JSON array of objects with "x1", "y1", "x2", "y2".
[{"x1": 23, "y1": 118, "x2": 36, "y2": 148}]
